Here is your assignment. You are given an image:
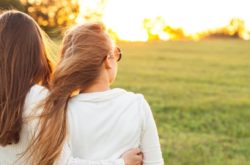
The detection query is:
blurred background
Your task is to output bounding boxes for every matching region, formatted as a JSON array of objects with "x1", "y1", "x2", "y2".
[{"x1": 1, "y1": 0, "x2": 250, "y2": 164}]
